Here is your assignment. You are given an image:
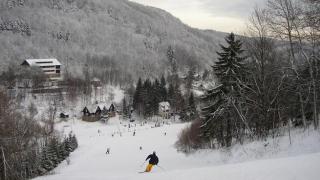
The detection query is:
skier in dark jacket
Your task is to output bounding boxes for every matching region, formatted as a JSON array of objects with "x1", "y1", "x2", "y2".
[{"x1": 145, "y1": 151, "x2": 159, "y2": 172}]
